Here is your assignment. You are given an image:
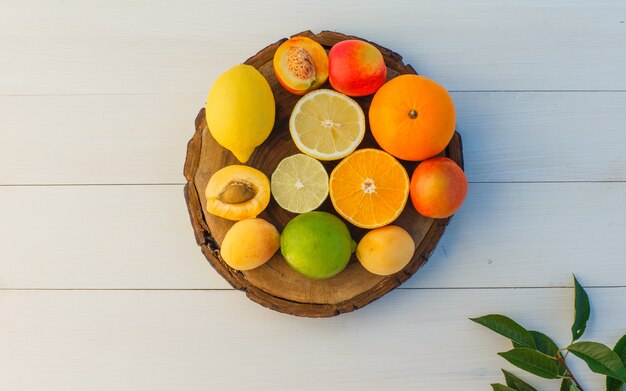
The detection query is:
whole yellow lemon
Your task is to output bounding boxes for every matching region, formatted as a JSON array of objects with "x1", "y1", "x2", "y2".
[{"x1": 206, "y1": 64, "x2": 275, "y2": 163}]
